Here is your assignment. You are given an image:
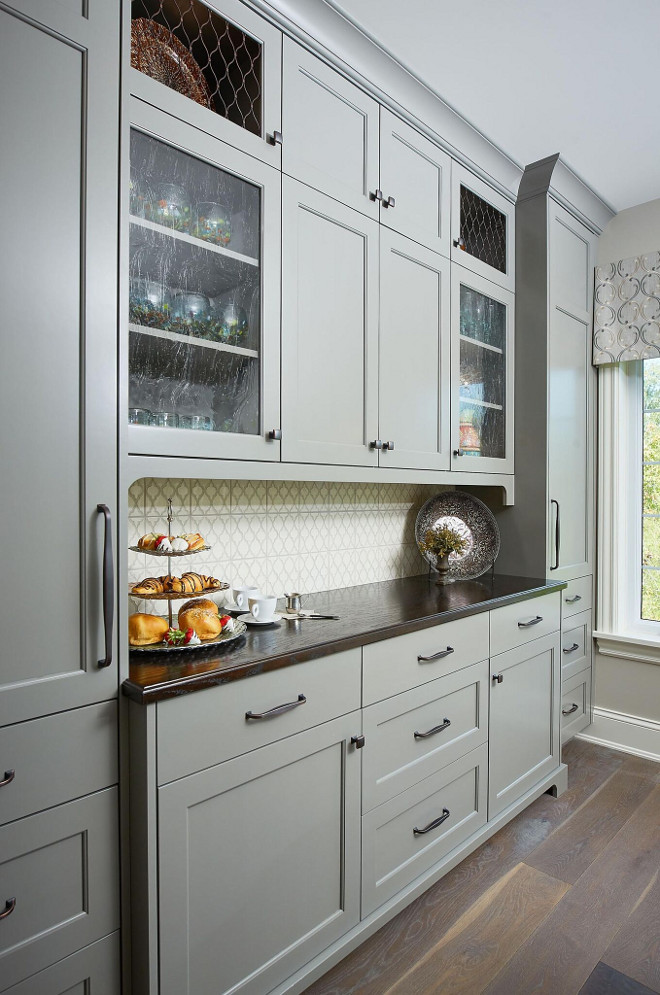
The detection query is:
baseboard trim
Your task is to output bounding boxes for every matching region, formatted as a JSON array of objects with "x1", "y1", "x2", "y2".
[{"x1": 577, "y1": 706, "x2": 660, "y2": 763}]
